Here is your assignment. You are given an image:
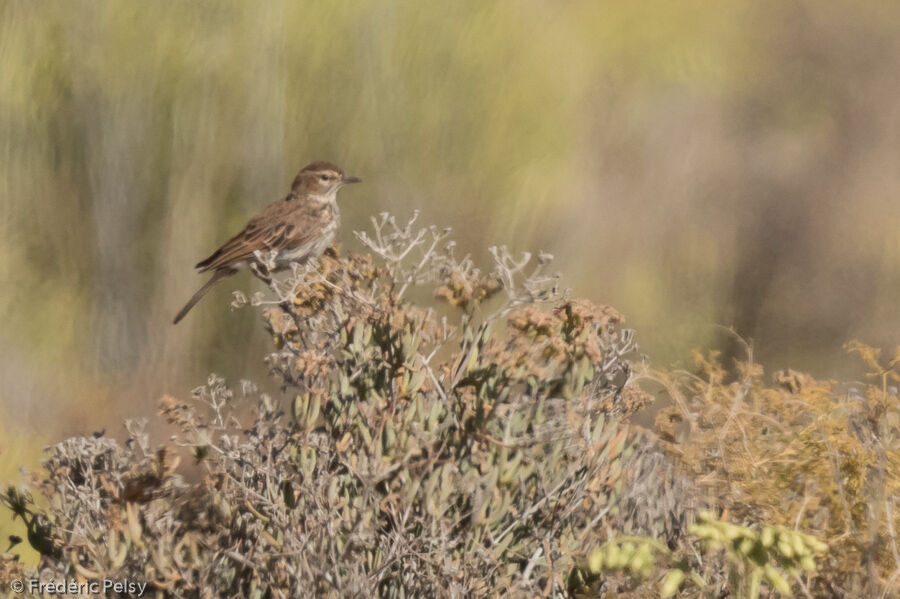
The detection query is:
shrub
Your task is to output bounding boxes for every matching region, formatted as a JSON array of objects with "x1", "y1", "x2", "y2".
[
  {"x1": 2, "y1": 214, "x2": 687, "y2": 597},
  {"x1": 3, "y1": 214, "x2": 893, "y2": 597},
  {"x1": 640, "y1": 341, "x2": 900, "y2": 597}
]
